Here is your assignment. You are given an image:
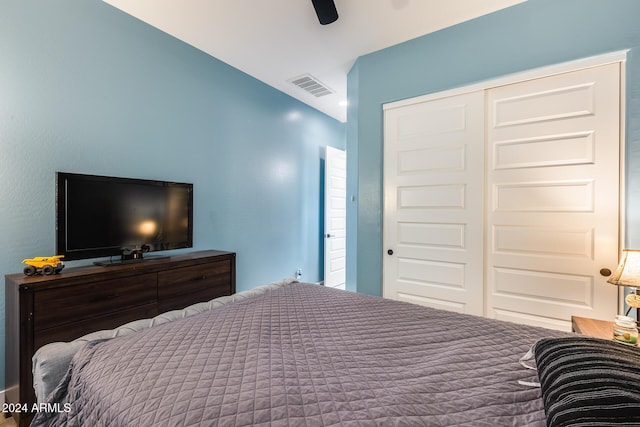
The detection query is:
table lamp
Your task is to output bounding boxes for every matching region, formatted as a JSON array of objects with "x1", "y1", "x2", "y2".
[{"x1": 607, "y1": 249, "x2": 640, "y2": 320}]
